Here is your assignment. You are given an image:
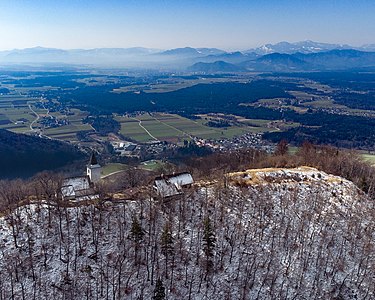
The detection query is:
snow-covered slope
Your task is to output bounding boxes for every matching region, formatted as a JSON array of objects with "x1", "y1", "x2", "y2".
[
  {"x1": 248, "y1": 41, "x2": 353, "y2": 55},
  {"x1": 0, "y1": 167, "x2": 373, "y2": 299}
]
